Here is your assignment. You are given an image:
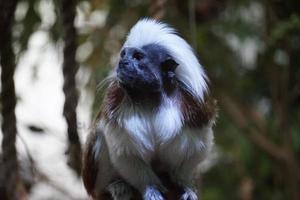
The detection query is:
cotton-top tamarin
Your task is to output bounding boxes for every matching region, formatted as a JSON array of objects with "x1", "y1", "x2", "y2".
[{"x1": 82, "y1": 19, "x2": 217, "y2": 200}]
